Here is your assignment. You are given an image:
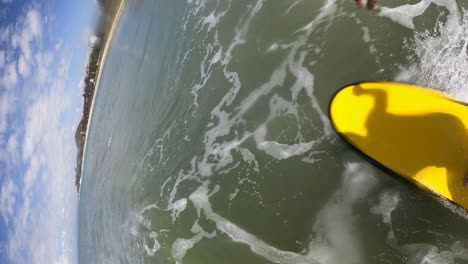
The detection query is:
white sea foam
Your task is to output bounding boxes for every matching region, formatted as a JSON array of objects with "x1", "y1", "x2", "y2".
[
  {"x1": 190, "y1": 43, "x2": 217, "y2": 108},
  {"x1": 255, "y1": 125, "x2": 321, "y2": 160},
  {"x1": 169, "y1": 198, "x2": 188, "y2": 223},
  {"x1": 138, "y1": 125, "x2": 174, "y2": 174},
  {"x1": 380, "y1": 0, "x2": 459, "y2": 28},
  {"x1": 140, "y1": 203, "x2": 159, "y2": 214},
  {"x1": 412, "y1": 17, "x2": 468, "y2": 101},
  {"x1": 171, "y1": 236, "x2": 201, "y2": 263},
  {"x1": 307, "y1": 162, "x2": 378, "y2": 264},
  {"x1": 201, "y1": 8, "x2": 228, "y2": 33},
  {"x1": 205, "y1": 0, "x2": 336, "y2": 162},
  {"x1": 371, "y1": 191, "x2": 400, "y2": 226},
  {"x1": 171, "y1": 0, "x2": 336, "y2": 206},
  {"x1": 185, "y1": 162, "x2": 379, "y2": 264},
  {"x1": 379, "y1": 0, "x2": 433, "y2": 29},
  {"x1": 189, "y1": 183, "x2": 321, "y2": 264},
  {"x1": 171, "y1": 221, "x2": 216, "y2": 264},
  {"x1": 145, "y1": 231, "x2": 161, "y2": 256},
  {"x1": 371, "y1": 191, "x2": 400, "y2": 245},
  {"x1": 239, "y1": 147, "x2": 259, "y2": 172},
  {"x1": 228, "y1": 187, "x2": 240, "y2": 200},
  {"x1": 387, "y1": 0, "x2": 468, "y2": 101},
  {"x1": 160, "y1": 1, "x2": 343, "y2": 261},
  {"x1": 362, "y1": 26, "x2": 371, "y2": 43},
  {"x1": 369, "y1": 188, "x2": 468, "y2": 262},
  {"x1": 283, "y1": 0, "x2": 303, "y2": 16},
  {"x1": 400, "y1": 242, "x2": 468, "y2": 264}
]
